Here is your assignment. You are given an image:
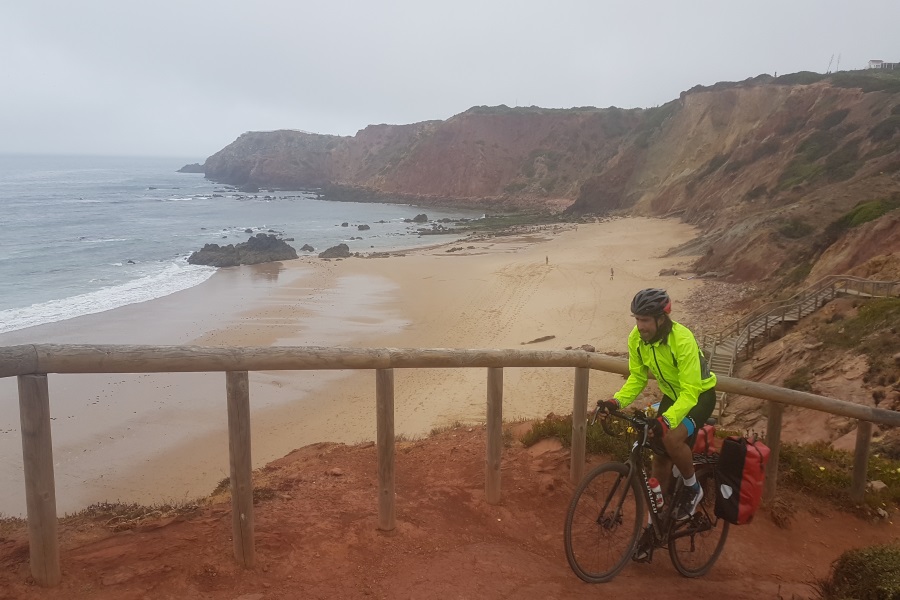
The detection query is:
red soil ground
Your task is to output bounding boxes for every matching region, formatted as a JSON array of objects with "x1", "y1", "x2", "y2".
[{"x1": 1, "y1": 425, "x2": 896, "y2": 600}]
